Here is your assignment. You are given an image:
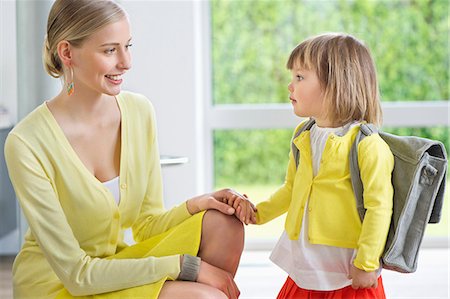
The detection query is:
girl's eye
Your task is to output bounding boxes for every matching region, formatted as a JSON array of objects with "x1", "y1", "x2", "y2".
[
  {"x1": 125, "y1": 43, "x2": 133, "y2": 49},
  {"x1": 105, "y1": 48, "x2": 116, "y2": 54},
  {"x1": 296, "y1": 75, "x2": 304, "y2": 81}
]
